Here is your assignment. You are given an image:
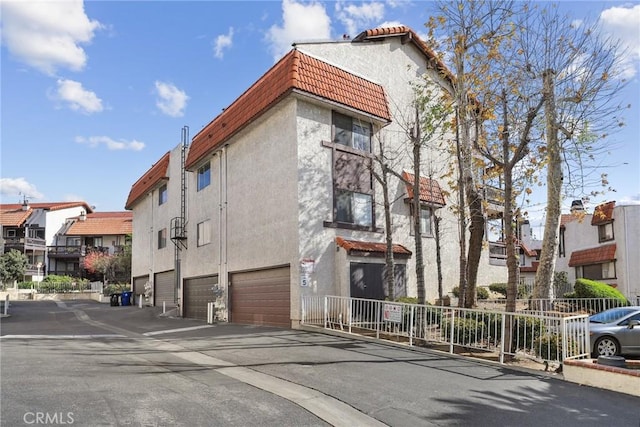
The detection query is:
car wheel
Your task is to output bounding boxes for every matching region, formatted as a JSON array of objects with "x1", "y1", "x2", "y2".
[{"x1": 594, "y1": 336, "x2": 620, "y2": 357}]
